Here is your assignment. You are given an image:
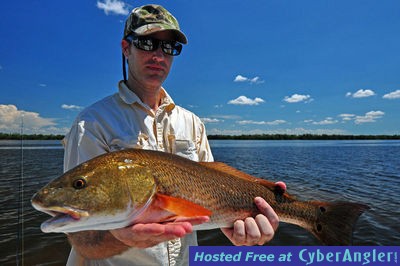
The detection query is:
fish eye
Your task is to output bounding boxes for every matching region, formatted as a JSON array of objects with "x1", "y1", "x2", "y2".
[{"x1": 72, "y1": 177, "x2": 87, "y2": 189}]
